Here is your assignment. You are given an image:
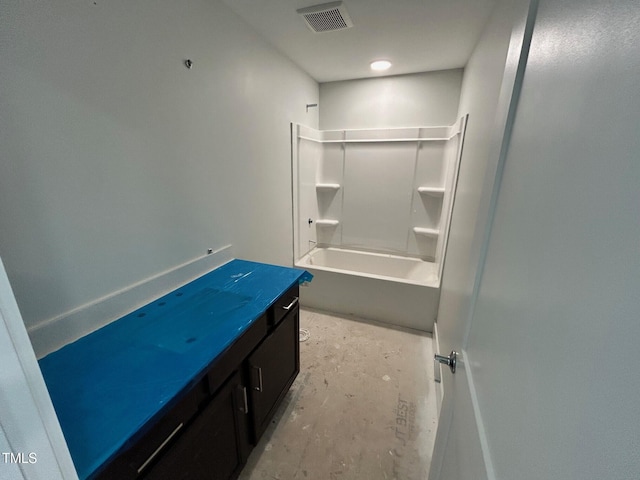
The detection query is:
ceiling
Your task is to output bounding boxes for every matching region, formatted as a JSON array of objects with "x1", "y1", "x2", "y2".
[{"x1": 221, "y1": 0, "x2": 497, "y2": 83}]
